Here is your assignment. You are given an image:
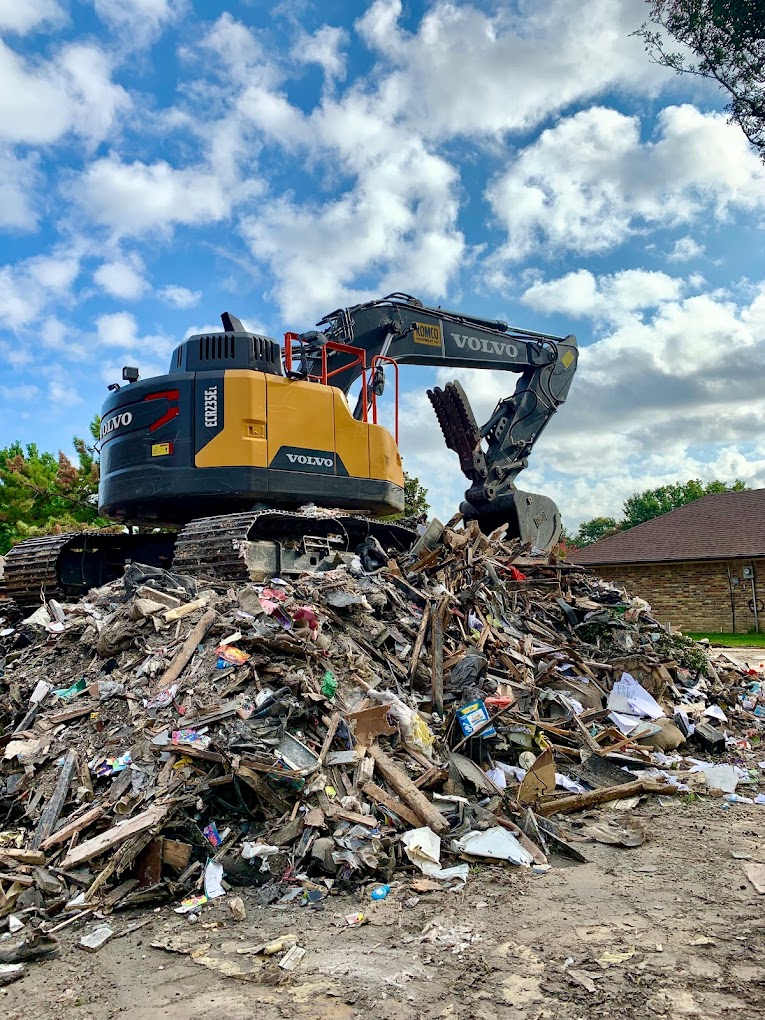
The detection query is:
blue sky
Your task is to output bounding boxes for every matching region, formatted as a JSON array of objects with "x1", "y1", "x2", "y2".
[{"x1": 2, "y1": 0, "x2": 765, "y2": 527}]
